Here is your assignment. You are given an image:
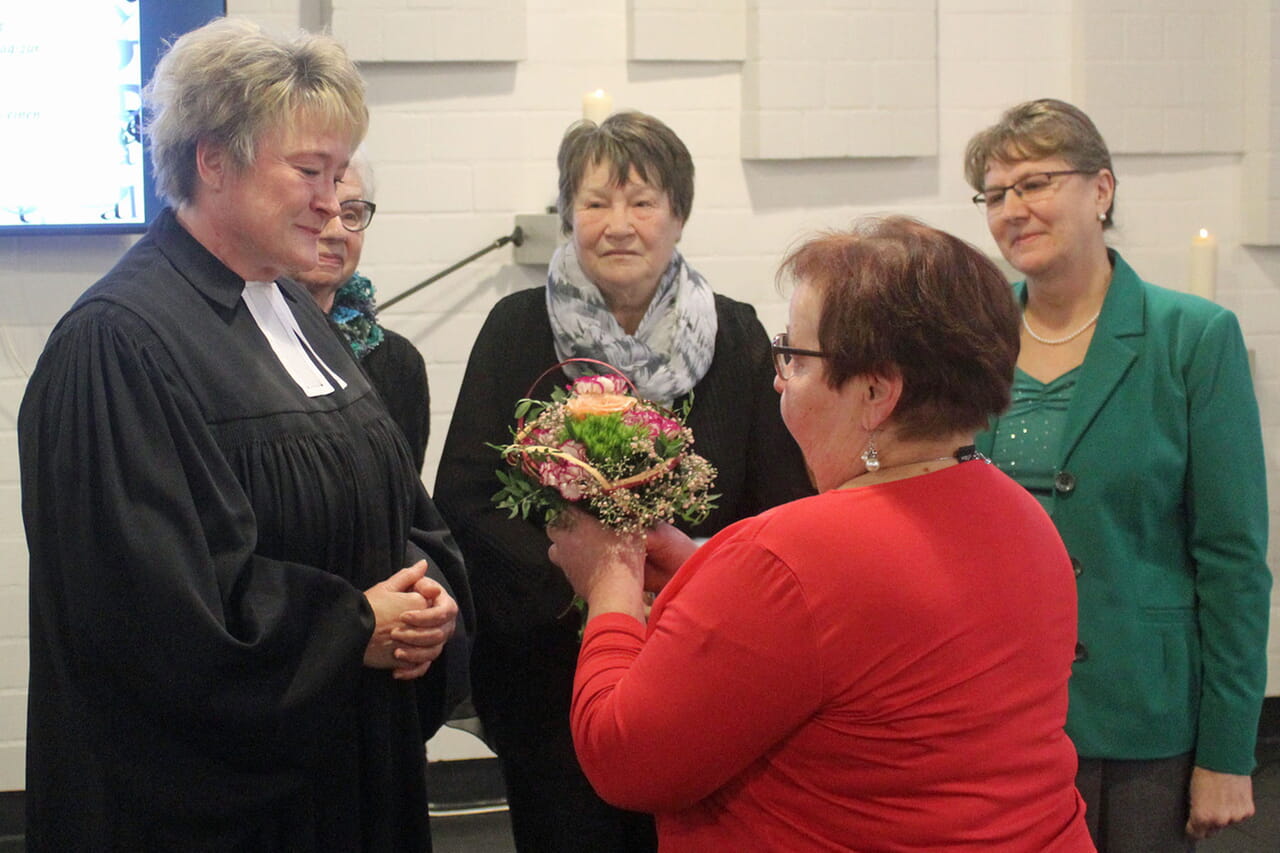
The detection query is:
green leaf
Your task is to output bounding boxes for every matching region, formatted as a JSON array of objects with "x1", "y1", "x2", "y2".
[{"x1": 514, "y1": 399, "x2": 545, "y2": 422}]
